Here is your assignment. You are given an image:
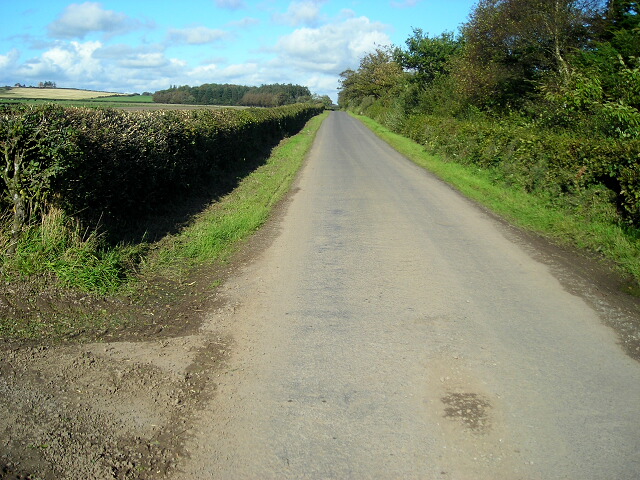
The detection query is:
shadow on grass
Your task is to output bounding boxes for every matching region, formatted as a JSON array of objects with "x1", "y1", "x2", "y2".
[{"x1": 95, "y1": 142, "x2": 279, "y2": 247}]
